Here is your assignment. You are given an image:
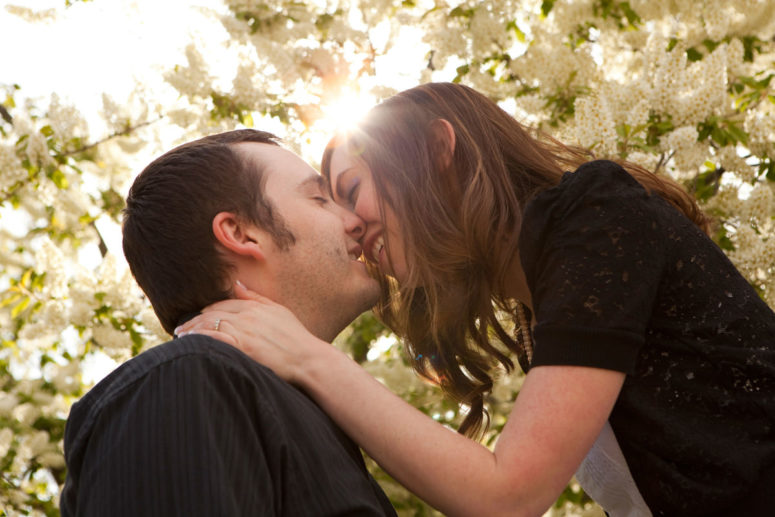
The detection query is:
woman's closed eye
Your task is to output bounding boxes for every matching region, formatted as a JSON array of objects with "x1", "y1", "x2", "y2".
[{"x1": 346, "y1": 179, "x2": 361, "y2": 208}]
